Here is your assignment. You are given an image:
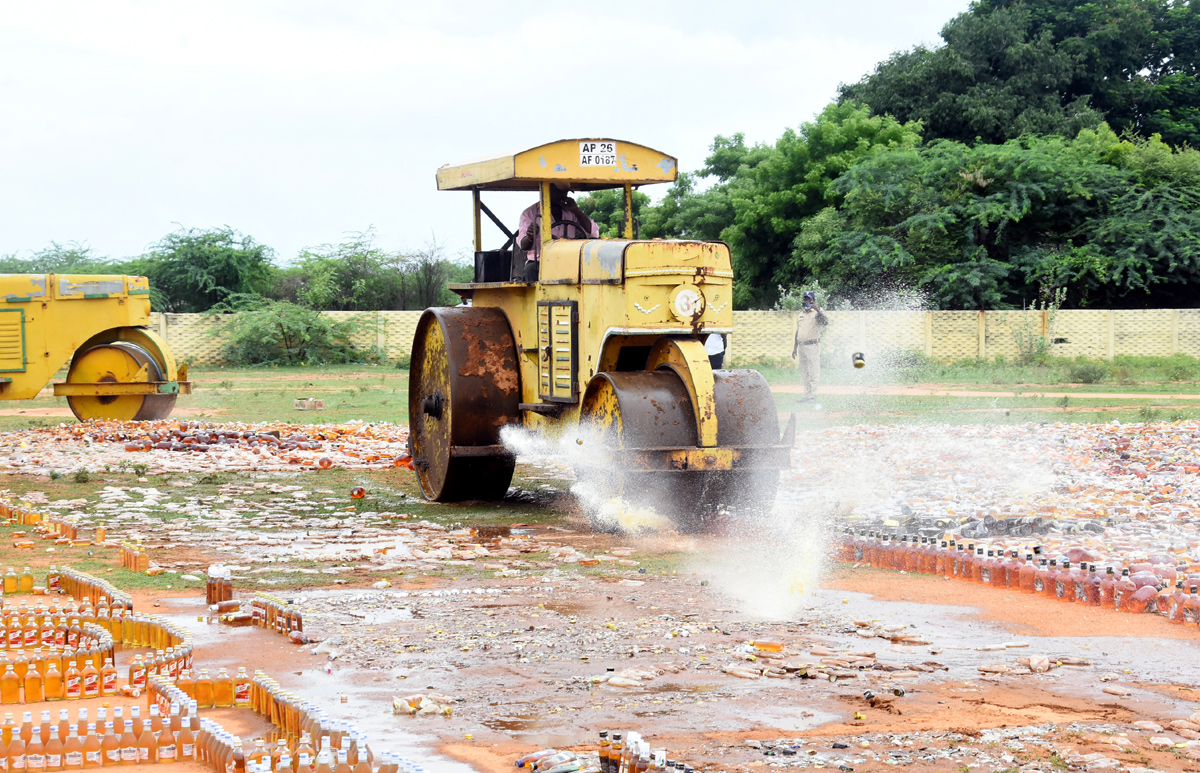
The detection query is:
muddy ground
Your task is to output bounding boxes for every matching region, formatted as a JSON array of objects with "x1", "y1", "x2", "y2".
[{"x1": 4, "y1": 418, "x2": 1200, "y2": 773}]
